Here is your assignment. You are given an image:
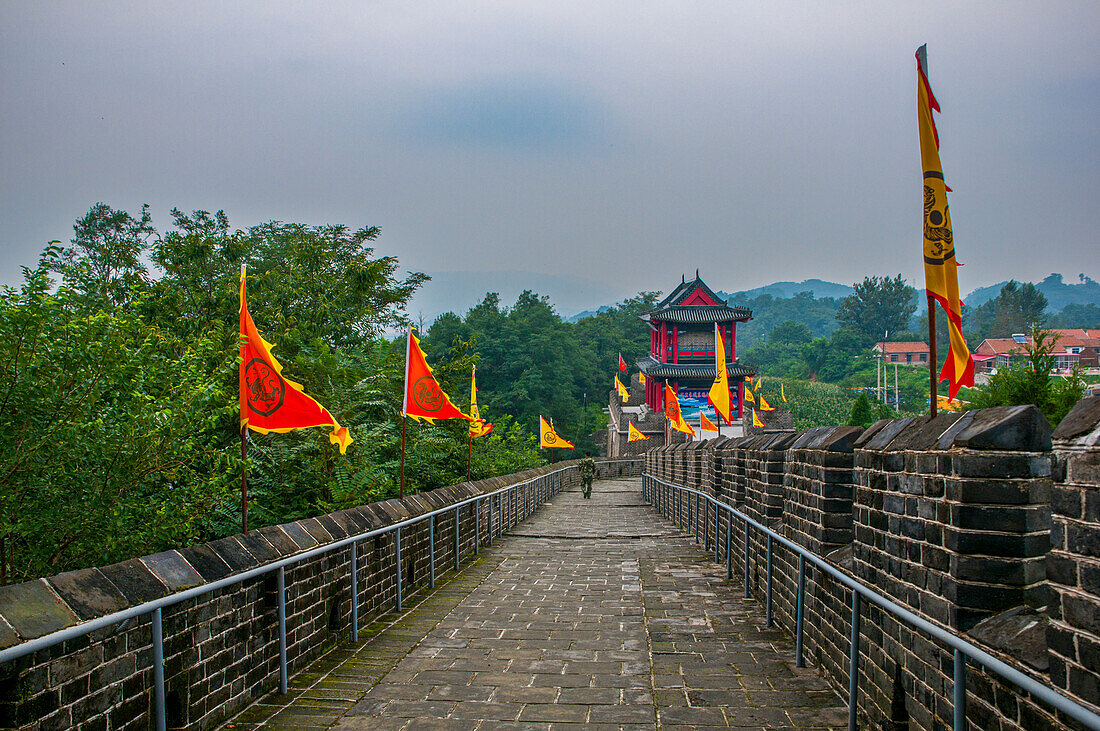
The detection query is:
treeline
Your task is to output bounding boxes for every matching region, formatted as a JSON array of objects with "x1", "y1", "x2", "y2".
[
  {"x1": 422, "y1": 290, "x2": 659, "y2": 454},
  {"x1": 0, "y1": 205, "x2": 549, "y2": 583}
]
